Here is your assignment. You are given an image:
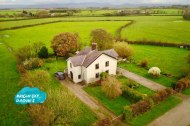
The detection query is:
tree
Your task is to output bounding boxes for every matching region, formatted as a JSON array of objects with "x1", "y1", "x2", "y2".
[
  {"x1": 102, "y1": 76, "x2": 122, "y2": 99},
  {"x1": 90, "y1": 29, "x2": 114, "y2": 50},
  {"x1": 183, "y1": 10, "x2": 190, "y2": 20},
  {"x1": 38, "y1": 46, "x2": 48, "y2": 58},
  {"x1": 113, "y1": 42, "x2": 133, "y2": 59},
  {"x1": 51, "y1": 32, "x2": 79, "y2": 57}
]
